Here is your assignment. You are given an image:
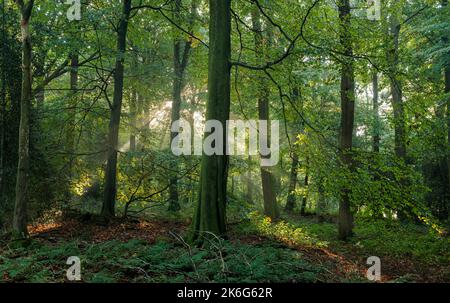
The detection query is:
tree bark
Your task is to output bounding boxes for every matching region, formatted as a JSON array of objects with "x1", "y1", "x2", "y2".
[
  {"x1": 387, "y1": 10, "x2": 411, "y2": 222},
  {"x1": 442, "y1": 0, "x2": 450, "y2": 219},
  {"x1": 66, "y1": 52, "x2": 78, "y2": 190},
  {"x1": 388, "y1": 18, "x2": 407, "y2": 162},
  {"x1": 252, "y1": 5, "x2": 279, "y2": 220},
  {"x1": 300, "y1": 167, "x2": 309, "y2": 216},
  {"x1": 446, "y1": 54, "x2": 450, "y2": 205},
  {"x1": 0, "y1": 0, "x2": 6, "y2": 204},
  {"x1": 338, "y1": 0, "x2": 355, "y2": 240},
  {"x1": 189, "y1": 0, "x2": 231, "y2": 243},
  {"x1": 13, "y1": 0, "x2": 34, "y2": 237},
  {"x1": 316, "y1": 180, "x2": 326, "y2": 223},
  {"x1": 285, "y1": 153, "x2": 298, "y2": 212},
  {"x1": 372, "y1": 72, "x2": 380, "y2": 153},
  {"x1": 168, "y1": 0, "x2": 195, "y2": 212},
  {"x1": 101, "y1": 0, "x2": 131, "y2": 220}
]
